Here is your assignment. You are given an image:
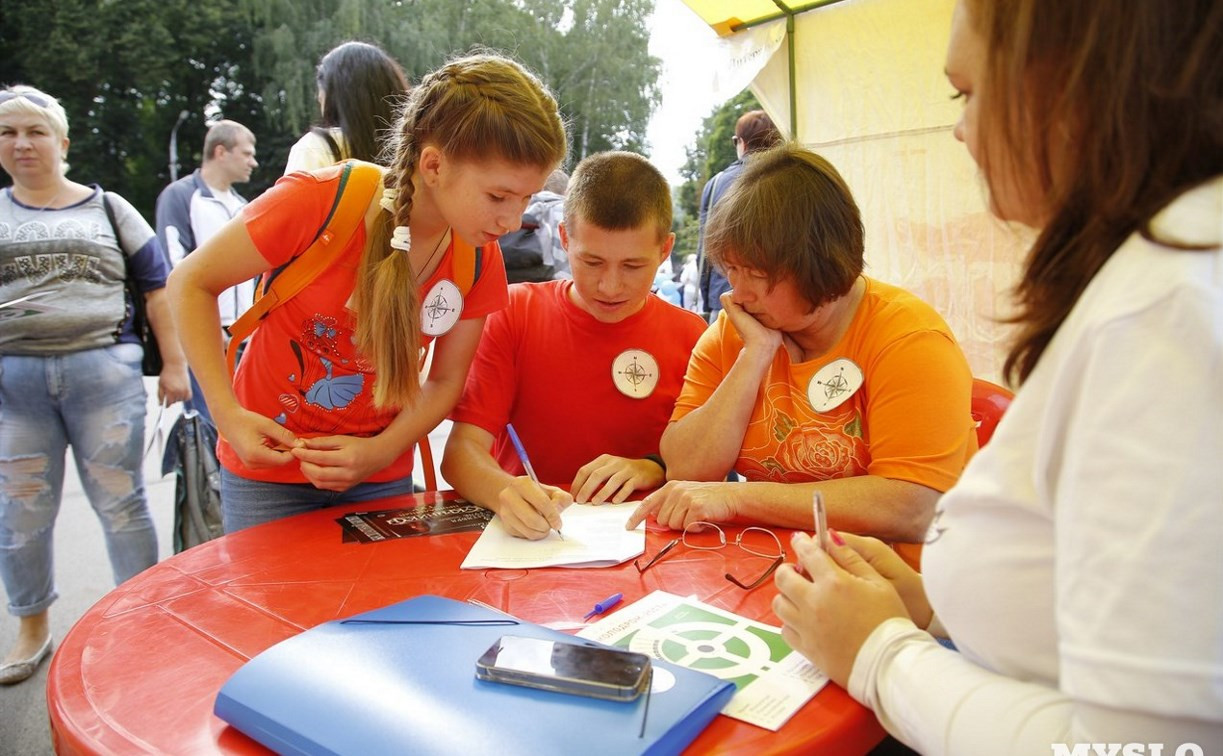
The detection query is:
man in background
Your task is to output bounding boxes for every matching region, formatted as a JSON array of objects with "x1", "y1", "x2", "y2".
[{"x1": 155, "y1": 119, "x2": 258, "y2": 424}]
